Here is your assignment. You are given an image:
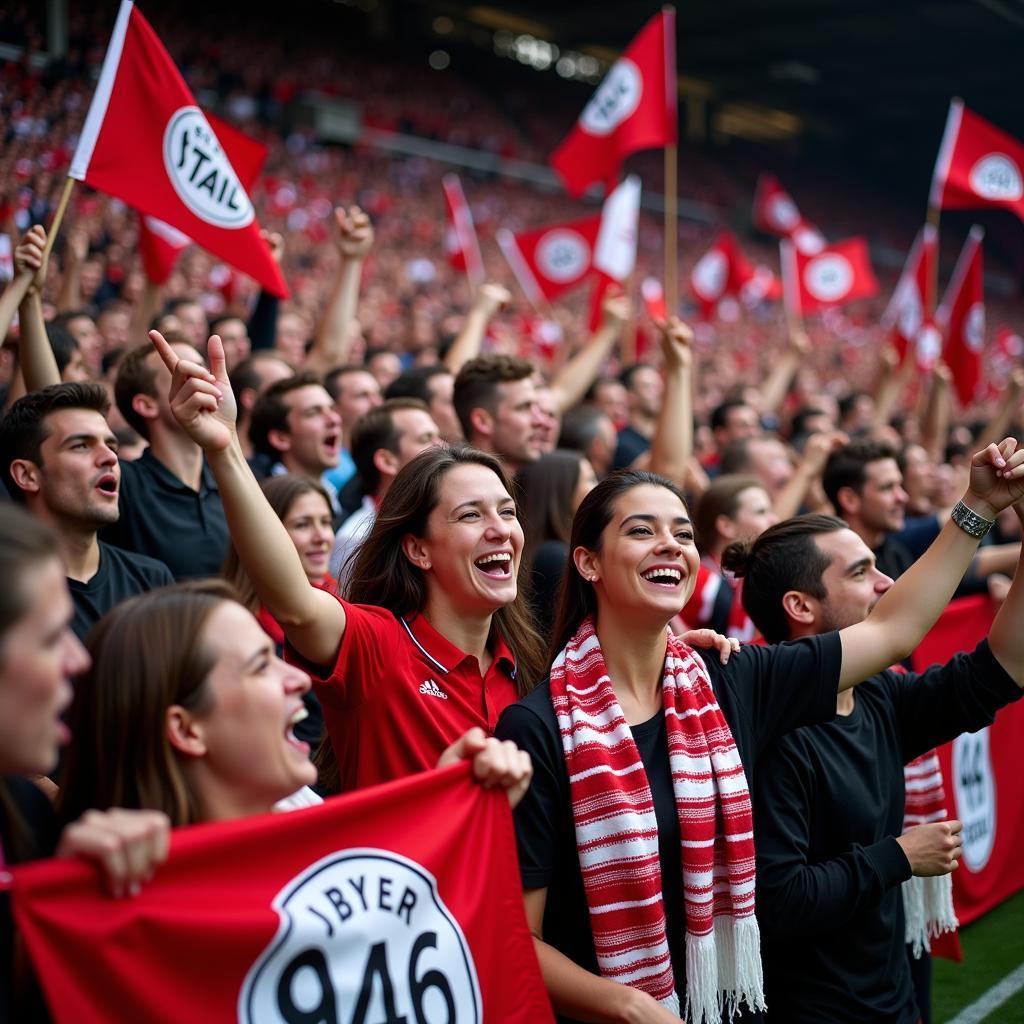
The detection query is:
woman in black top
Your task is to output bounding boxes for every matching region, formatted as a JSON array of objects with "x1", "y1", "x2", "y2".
[{"x1": 497, "y1": 424, "x2": 1024, "y2": 1024}]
